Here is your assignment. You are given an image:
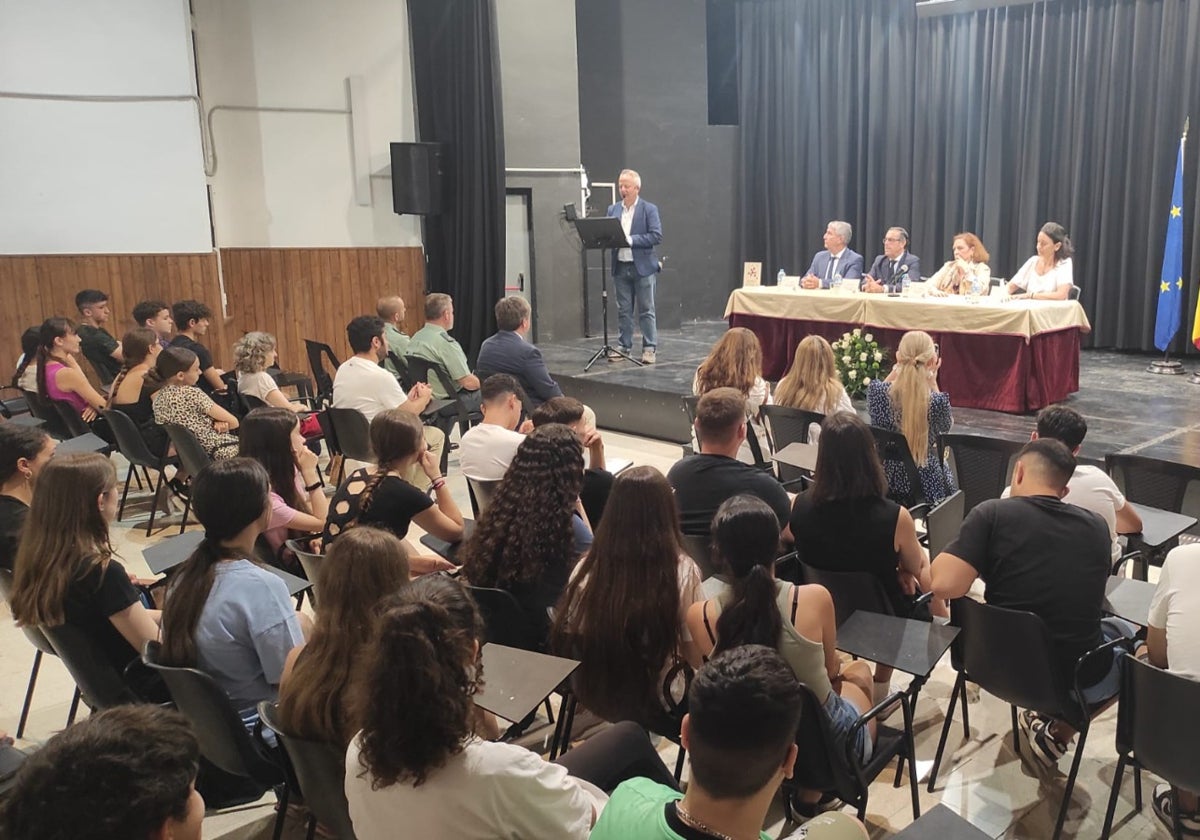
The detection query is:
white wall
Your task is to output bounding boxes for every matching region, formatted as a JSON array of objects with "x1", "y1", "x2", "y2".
[
  {"x1": 193, "y1": 0, "x2": 421, "y2": 248},
  {"x1": 0, "y1": 0, "x2": 212, "y2": 254}
]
